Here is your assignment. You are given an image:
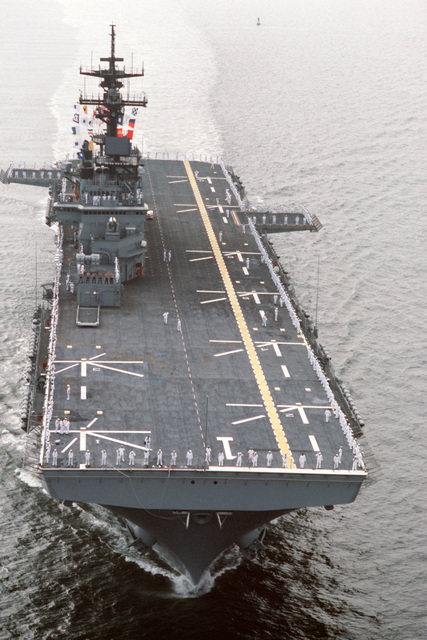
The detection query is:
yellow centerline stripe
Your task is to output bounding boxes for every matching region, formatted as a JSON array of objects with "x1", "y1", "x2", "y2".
[{"x1": 184, "y1": 161, "x2": 295, "y2": 467}]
